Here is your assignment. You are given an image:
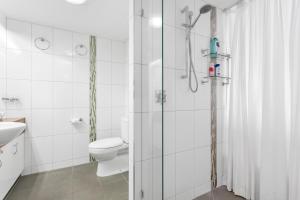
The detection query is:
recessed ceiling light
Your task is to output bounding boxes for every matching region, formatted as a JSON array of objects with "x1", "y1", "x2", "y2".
[{"x1": 65, "y1": 0, "x2": 88, "y2": 5}]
